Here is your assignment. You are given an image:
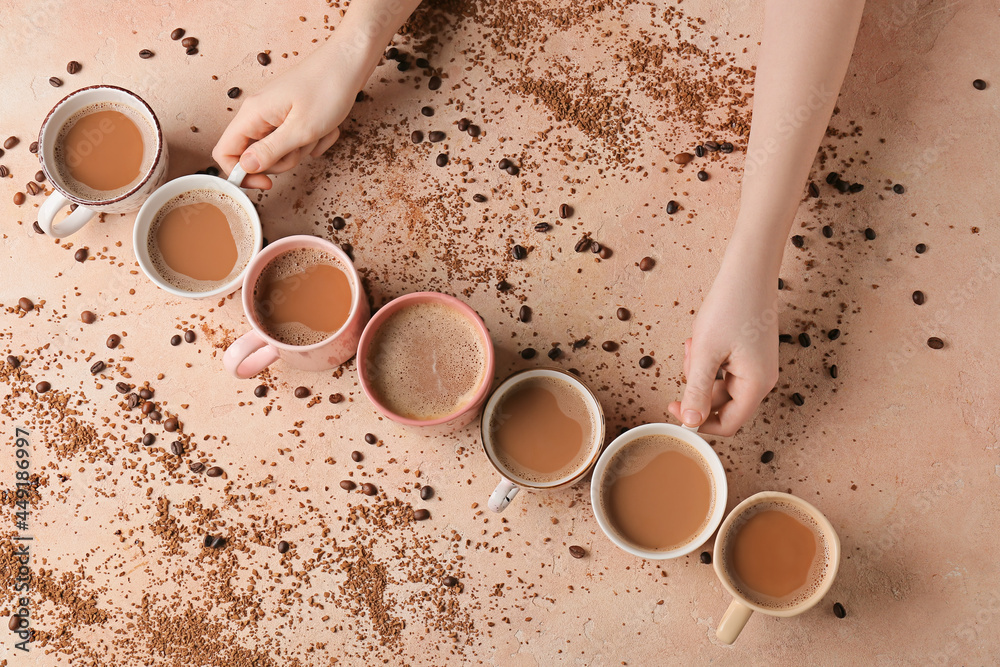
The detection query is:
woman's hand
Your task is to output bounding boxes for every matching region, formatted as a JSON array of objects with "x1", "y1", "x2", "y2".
[{"x1": 668, "y1": 258, "x2": 779, "y2": 436}]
